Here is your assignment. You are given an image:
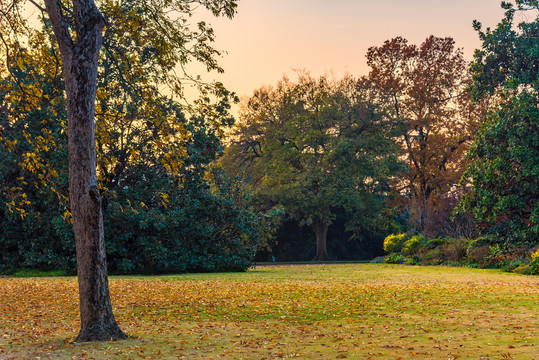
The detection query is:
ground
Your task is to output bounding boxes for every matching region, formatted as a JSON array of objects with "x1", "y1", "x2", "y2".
[{"x1": 0, "y1": 264, "x2": 537, "y2": 359}]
